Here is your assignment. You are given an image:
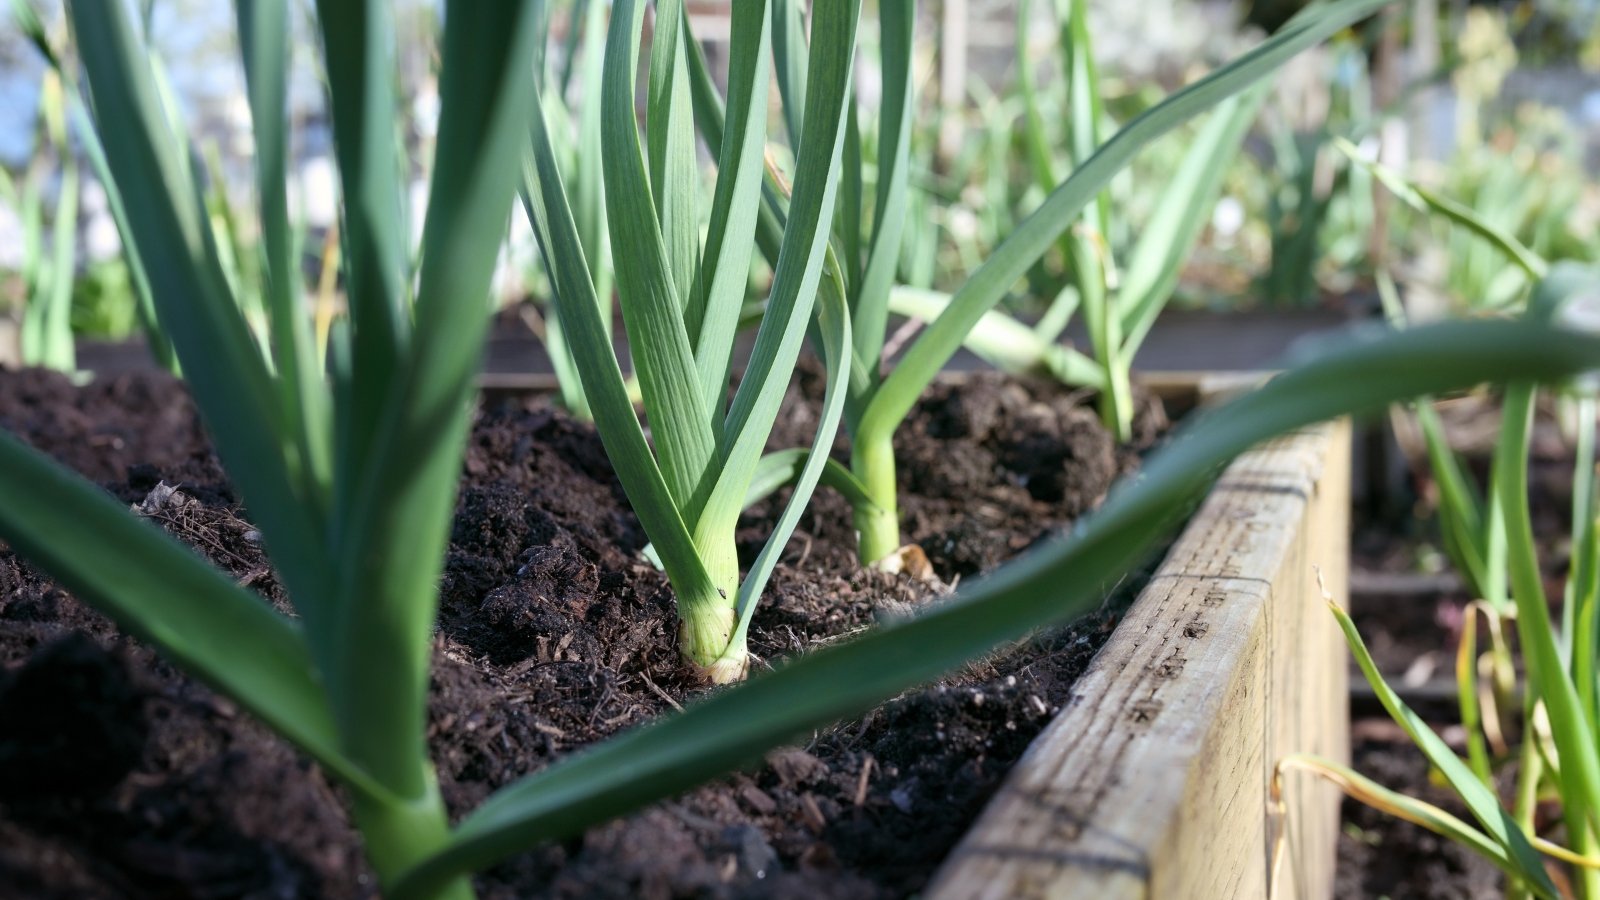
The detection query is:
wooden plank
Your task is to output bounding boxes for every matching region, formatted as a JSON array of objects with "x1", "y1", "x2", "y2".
[
  {"x1": 928, "y1": 418, "x2": 1351, "y2": 900},
  {"x1": 937, "y1": 0, "x2": 969, "y2": 165}
]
